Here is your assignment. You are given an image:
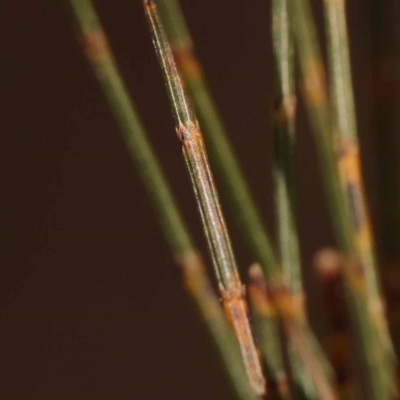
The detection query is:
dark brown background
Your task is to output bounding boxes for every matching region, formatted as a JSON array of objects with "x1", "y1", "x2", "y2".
[{"x1": 1, "y1": 1, "x2": 399, "y2": 399}]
